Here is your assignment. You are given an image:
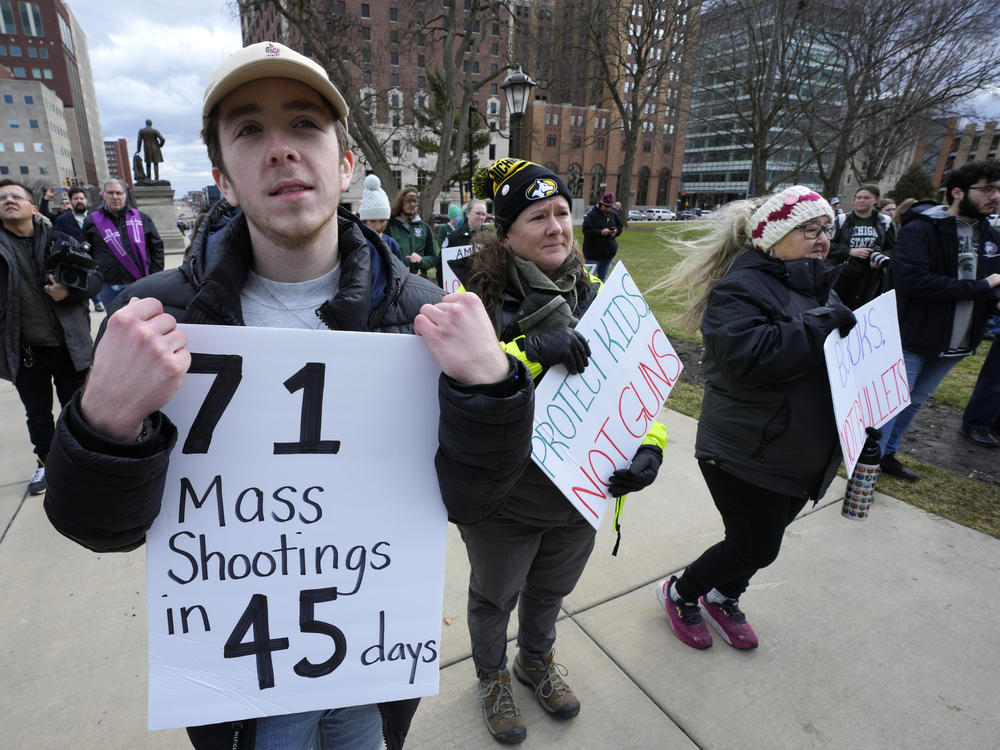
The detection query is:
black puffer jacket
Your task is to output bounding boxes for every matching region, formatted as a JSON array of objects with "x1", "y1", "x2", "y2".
[
  {"x1": 696, "y1": 251, "x2": 850, "y2": 500},
  {"x1": 43, "y1": 204, "x2": 534, "y2": 750}
]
